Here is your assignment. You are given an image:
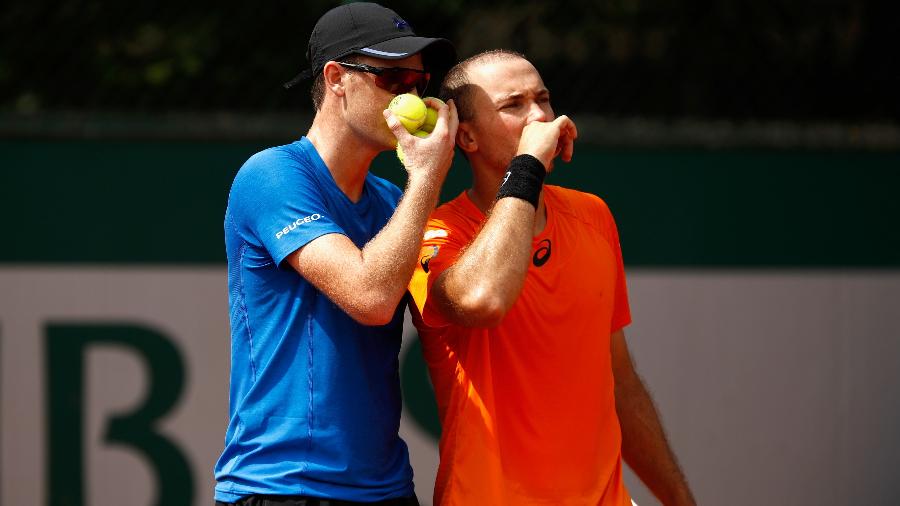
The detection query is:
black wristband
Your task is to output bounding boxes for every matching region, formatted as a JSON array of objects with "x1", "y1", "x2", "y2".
[{"x1": 495, "y1": 154, "x2": 547, "y2": 209}]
